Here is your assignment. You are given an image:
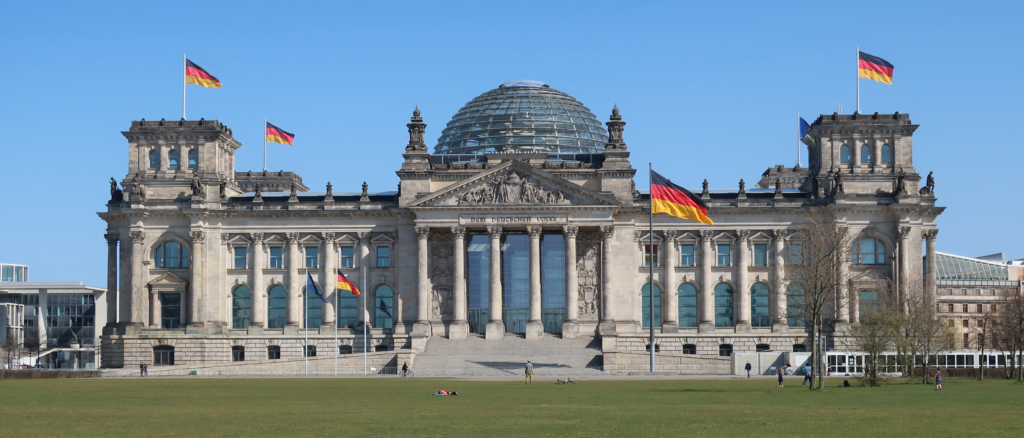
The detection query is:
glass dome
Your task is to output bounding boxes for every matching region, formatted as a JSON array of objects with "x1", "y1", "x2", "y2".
[{"x1": 434, "y1": 81, "x2": 609, "y2": 155}]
